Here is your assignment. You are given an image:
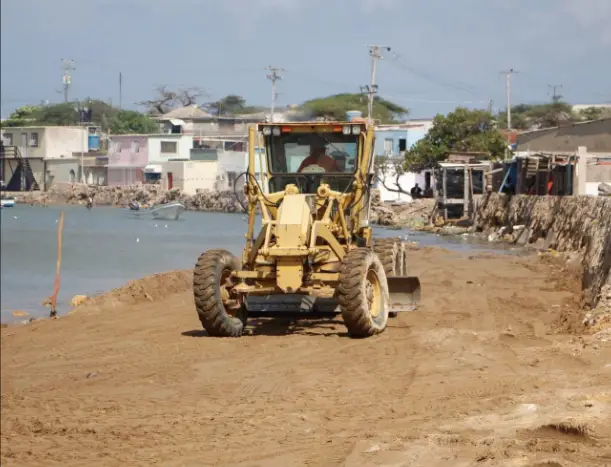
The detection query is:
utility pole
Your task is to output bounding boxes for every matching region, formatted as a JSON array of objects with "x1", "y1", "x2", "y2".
[
  {"x1": 501, "y1": 68, "x2": 518, "y2": 130},
  {"x1": 61, "y1": 59, "x2": 75, "y2": 103},
  {"x1": 266, "y1": 66, "x2": 284, "y2": 123},
  {"x1": 548, "y1": 84, "x2": 563, "y2": 103},
  {"x1": 487, "y1": 99, "x2": 493, "y2": 114},
  {"x1": 360, "y1": 45, "x2": 391, "y2": 124}
]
